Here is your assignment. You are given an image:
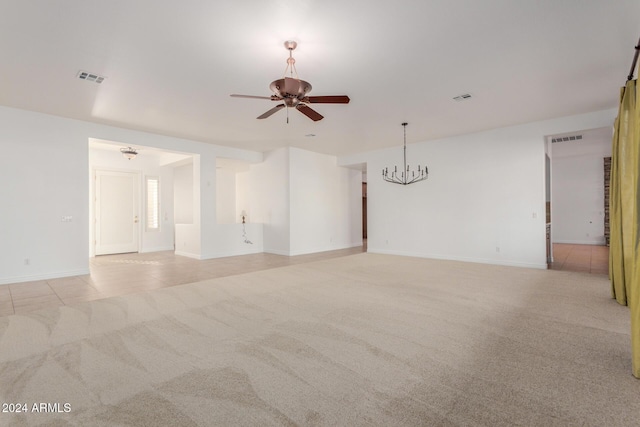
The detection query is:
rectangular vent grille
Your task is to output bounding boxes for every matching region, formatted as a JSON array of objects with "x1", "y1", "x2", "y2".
[
  {"x1": 77, "y1": 70, "x2": 105, "y2": 84},
  {"x1": 453, "y1": 93, "x2": 472, "y2": 101},
  {"x1": 552, "y1": 135, "x2": 583, "y2": 143}
]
